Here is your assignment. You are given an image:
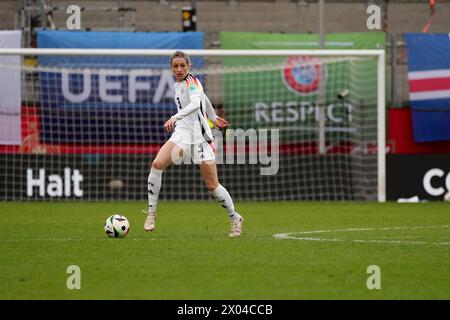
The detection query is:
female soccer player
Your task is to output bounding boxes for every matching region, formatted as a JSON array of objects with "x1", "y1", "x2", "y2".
[{"x1": 144, "y1": 51, "x2": 244, "y2": 237}]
